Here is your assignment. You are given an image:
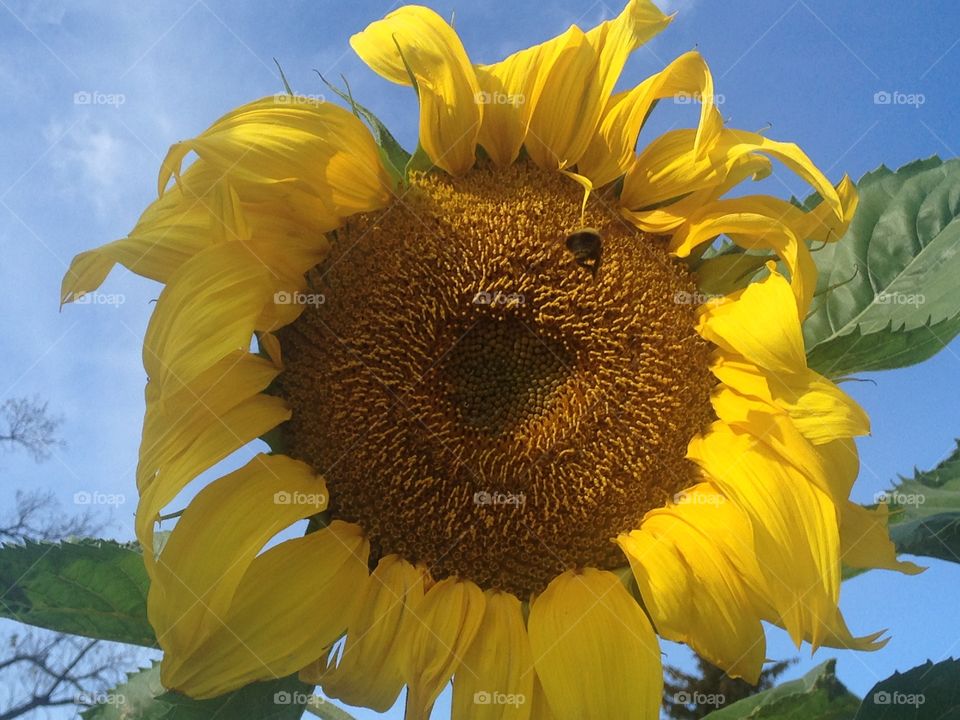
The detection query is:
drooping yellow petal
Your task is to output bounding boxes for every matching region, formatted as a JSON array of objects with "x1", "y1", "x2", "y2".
[
  {"x1": 688, "y1": 422, "x2": 847, "y2": 649},
  {"x1": 841, "y1": 502, "x2": 924, "y2": 575},
  {"x1": 148, "y1": 453, "x2": 327, "y2": 660},
  {"x1": 528, "y1": 569, "x2": 661, "y2": 720},
  {"x1": 621, "y1": 123, "x2": 842, "y2": 225},
  {"x1": 670, "y1": 188, "x2": 857, "y2": 315},
  {"x1": 163, "y1": 521, "x2": 369, "y2": 698},
  {"x1": 622, "y1": 154, "x2": 771, "y2": 234},
  {"x1": 696, "y1": 269, "x2": 807, "y2": 376},
  {"x1": 452, "y1": 590, "x2": 533, "y2": 720},
  {"x1": 160, "y1": 96, "x2": 392, "y2": 218},
  {"x1": 351, "y1": 6, "x2": 481, "y2": 175},
  {"x1": 402, "y1": 577, "x2": 486, "y2": 720},
  {"x1": 316, "y1": 555, "x2": 426, "y2": 712},
  {"x1": 580, "y1": 51, "x2": 720, "y2": 187},
  {"x1": 619, "y1": 485, "x2": 767, "y2": 683}
]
